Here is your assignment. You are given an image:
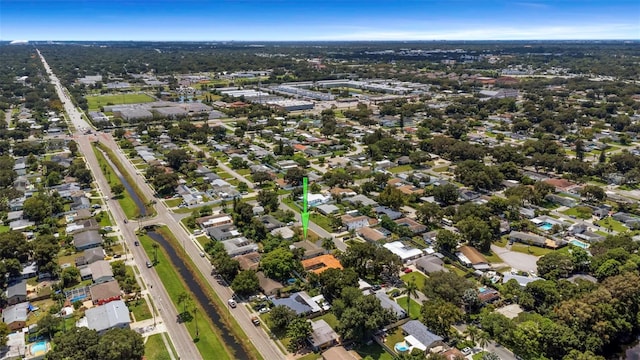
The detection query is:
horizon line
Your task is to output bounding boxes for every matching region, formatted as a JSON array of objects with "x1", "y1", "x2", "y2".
[{"x1": 4, "y1": 38, "x2": 639, "y2": 42}]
